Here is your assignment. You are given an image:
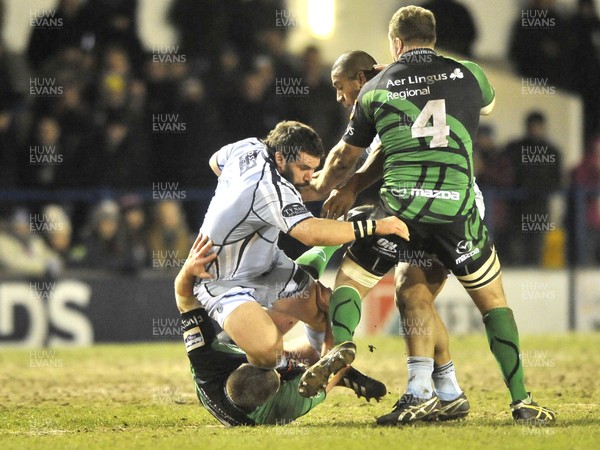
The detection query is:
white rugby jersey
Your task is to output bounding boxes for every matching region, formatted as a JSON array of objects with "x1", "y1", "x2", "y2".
[{"x1": 200, "y1": 138, "x2": 313, "y2": 281}]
